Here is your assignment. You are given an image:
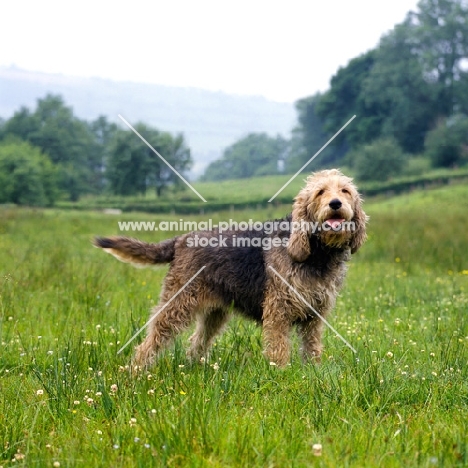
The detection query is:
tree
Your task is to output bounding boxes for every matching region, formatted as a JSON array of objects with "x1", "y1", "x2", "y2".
[
  {"x1": 316, "y1": 51, "x2": 384, "y2": 149},
  {"x1": 107, "y1": 123, "x2": 192, "y2": 197},
  {"x1": 88, "y1": 116, "x2": 118, "y2": 193},
  {"x1": 409, "y1": 0, "x2": 468, "y2": 116},
  {"x1": 0, "y1": 140, "x2": 59, "y2": 206},
  {"x1": 362, "y1": 0, "x2": 468, "y2": 153},
  {"x1": 202, "y1": 133, "x2": 288, "y2": 181},
  {"x1": 3, "y1": 95, "x2": 97, "y2": 200},
  {"x1": 288, "y1": 93, "x2": 345, "y2": 173},
  {"x1": 349, "y1": 138, "x2": 407, "y2": 182},
  {"x1": 425, "y1": 114, "x2": 468, "y2": 167},
  {"x1": 307, "y1": 0, "x2": 468, "y2": 160},
  {"x1": 362, "y1": 23, "x2": 437, "y2": 154},
  {"x1": 147, "y1": 132, "x2": 192, "y2": 197}
]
